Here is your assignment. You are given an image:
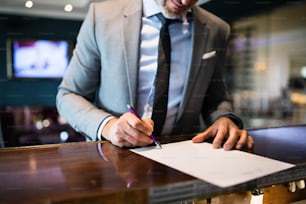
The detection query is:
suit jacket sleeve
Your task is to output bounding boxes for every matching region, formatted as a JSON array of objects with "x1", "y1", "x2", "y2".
[{"x1": 56, "y1": 3, "x2": 111, "y2": 141}]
